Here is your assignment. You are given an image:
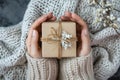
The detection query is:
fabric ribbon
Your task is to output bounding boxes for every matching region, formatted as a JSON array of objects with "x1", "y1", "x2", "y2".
[{"x1": 41, "y1": 22, "x2": 77, "y2": 59}]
